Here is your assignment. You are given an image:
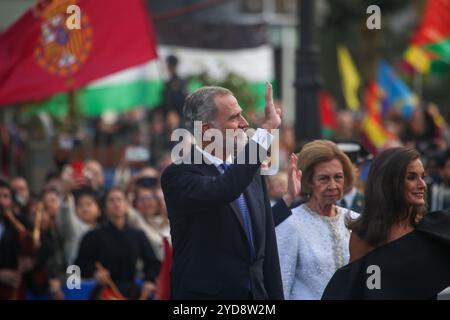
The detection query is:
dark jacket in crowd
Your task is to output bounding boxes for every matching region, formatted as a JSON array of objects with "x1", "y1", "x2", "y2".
[{"x1": 75, "y1": 221, "x2": 160, "y2": 298}]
